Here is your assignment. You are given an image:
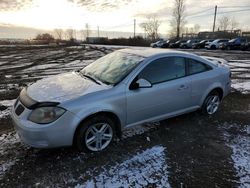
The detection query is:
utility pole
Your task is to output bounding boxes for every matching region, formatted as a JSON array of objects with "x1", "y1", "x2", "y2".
[
  {"x1": 213, "y1": 5, "x2": 217, "y2": 32},
  {"x1": 134, "y1": 19, "x2": 136, "y2": 38},
  {"x1": 97, "y1": 26, "x2": 100, "y2": 38}
]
